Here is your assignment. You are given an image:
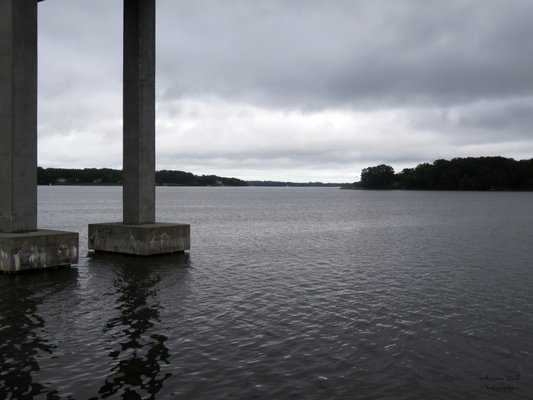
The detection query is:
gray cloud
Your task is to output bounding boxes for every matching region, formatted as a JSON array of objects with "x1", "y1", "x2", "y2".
[
  {"x1": 410, "y1": 97, "x2": 533, "y2": 145},
  {"x1": 453, "y1": 101, "x2": 533, "y2": 137},
  {"x1": 156, "y1": 0, "x2": 533, "y2": 108}
]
